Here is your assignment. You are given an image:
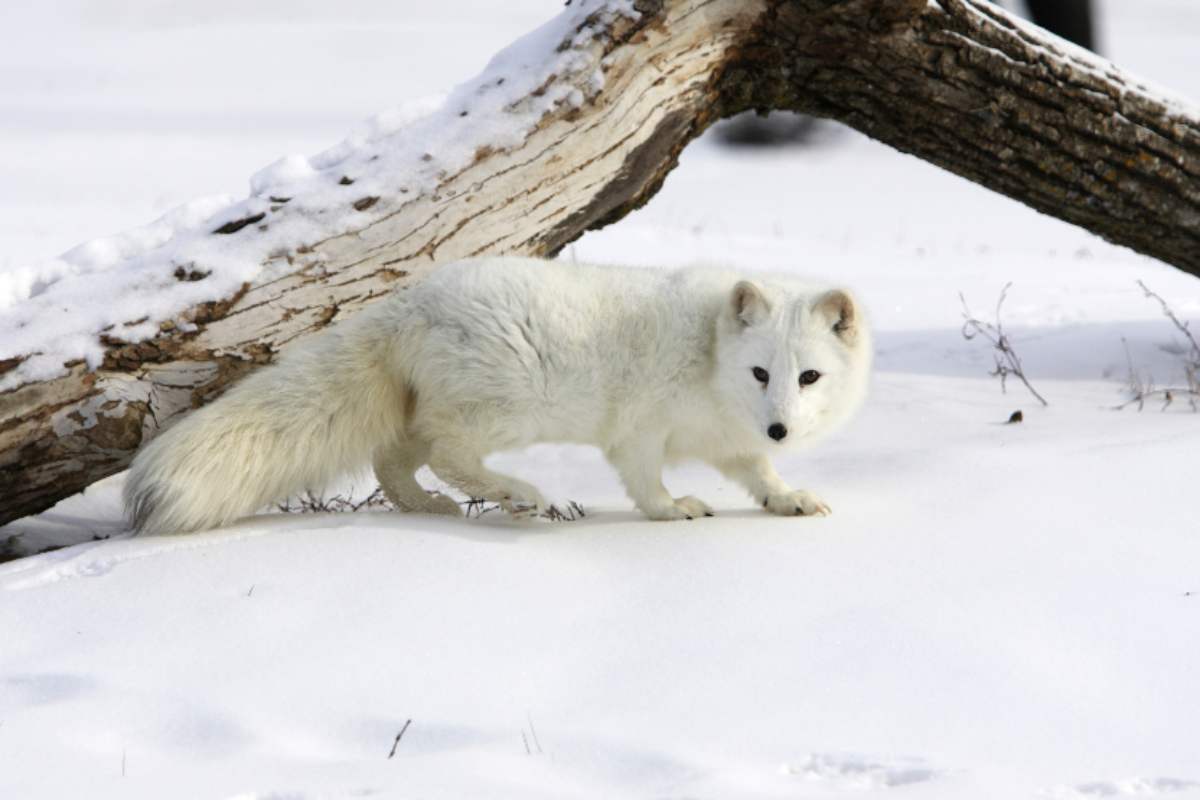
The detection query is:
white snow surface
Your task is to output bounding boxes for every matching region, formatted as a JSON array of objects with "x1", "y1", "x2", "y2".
[{"x1": 3, "y1": 1, "x2": 1200, "y2": 798}]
